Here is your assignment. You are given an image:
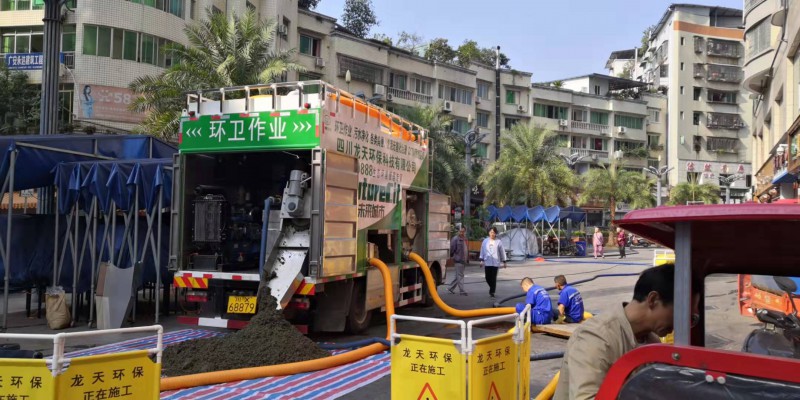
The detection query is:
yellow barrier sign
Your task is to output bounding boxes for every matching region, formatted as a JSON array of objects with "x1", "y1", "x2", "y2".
[
  {"x1": 391, "y1": 334, "x2": 465, "y2": 400},
  {"x1": 57, "y1": 350, "x2": 160, "y2": 399},
  {"x1": 469, "y1": 332, "x2": 517, "y2": 400},
  {"x1": 518, "y1": 322, "x2": 531, "y2": 400},
  {"x1": 0, "y1": 358, "x2": 57, "y2": 399}
]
